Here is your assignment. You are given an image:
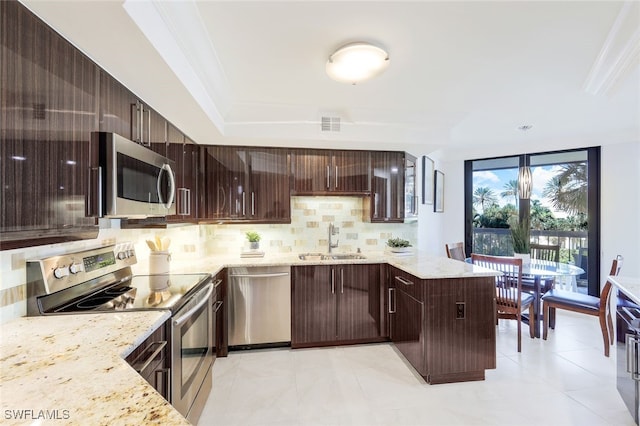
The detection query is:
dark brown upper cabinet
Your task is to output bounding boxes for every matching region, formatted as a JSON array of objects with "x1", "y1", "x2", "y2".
[
  {"x1": 404, "y1": 153, "x2": 418, "y2": 220},
  {"x1": 1, "y1": 0, "x2": 100, "y2": 249},
  {"x1": 100, "y1": 73, "x2": 167, "y2": 152},
  {"x1": 364, "y1": 152, "x2": 405, "y2": 223},
  {"x1": 131, "y1": 100, "x2": 167, "y2": 153},
  {"x1": 1, "y1": 1, "x2": 200, "y2": 247},
  {"x1": 291, "y1": 149, "x2": 370, "y2": 195},
  {"x1": 99, "y1": 71, "x2": 136, "y2": 138},
  {"x1": 165, "y1": 126, "x2": 199, "y2": 223},
  {"x1": 200, "y1": 146, "x2": 290, "y2": 223}
]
